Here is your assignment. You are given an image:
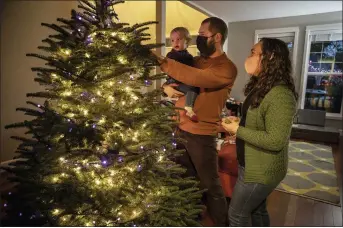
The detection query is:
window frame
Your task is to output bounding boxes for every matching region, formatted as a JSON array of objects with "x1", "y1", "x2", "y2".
[{"x1": 299, "y1": 23, "x2": 342, "y2": 120}]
